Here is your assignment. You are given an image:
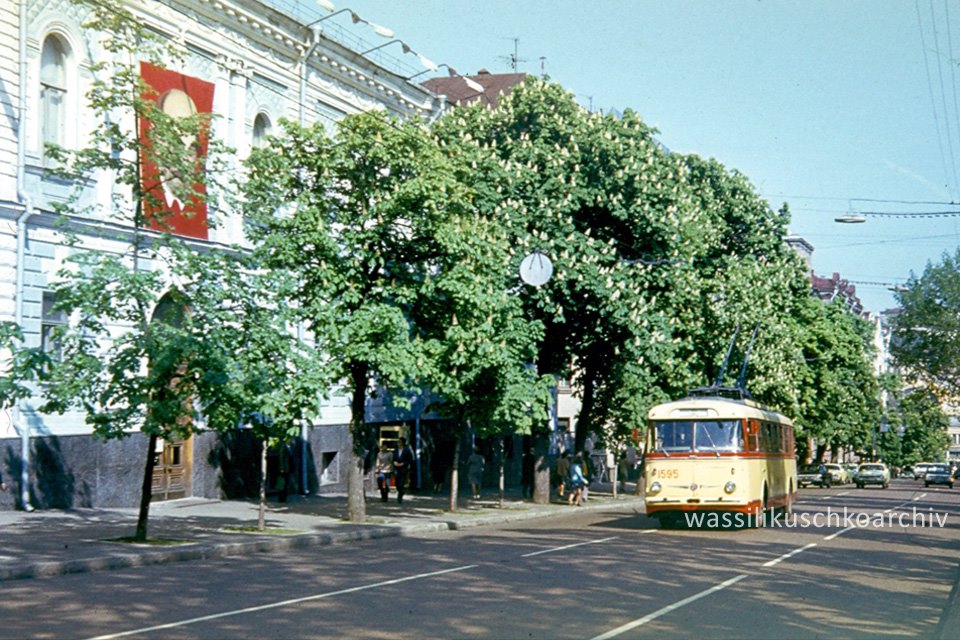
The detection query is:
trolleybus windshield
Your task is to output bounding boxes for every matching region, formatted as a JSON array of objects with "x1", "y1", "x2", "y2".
[{"x1": 652, "y1": 420, "x2": 743, "y2": 453}]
